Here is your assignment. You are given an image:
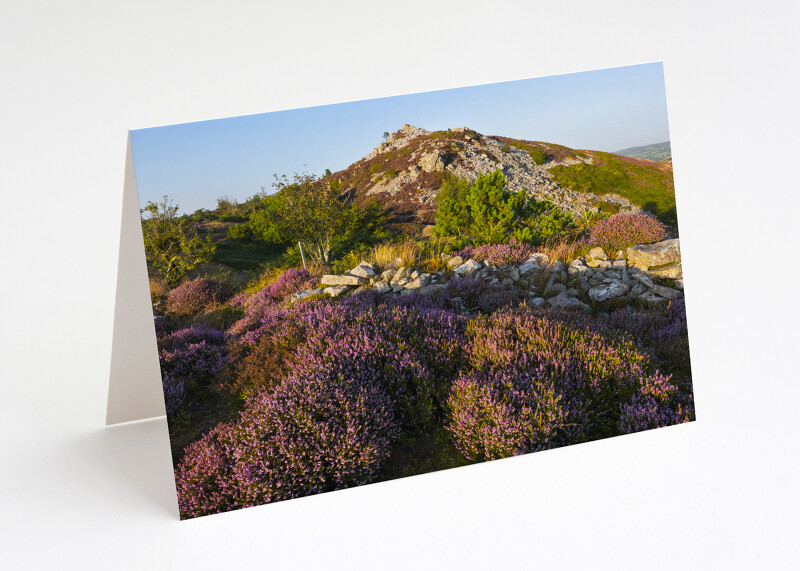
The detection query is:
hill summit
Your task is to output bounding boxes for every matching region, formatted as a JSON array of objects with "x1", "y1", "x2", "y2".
[{"x1": 327, "y1": 124, "x2": 676, "y2": 234}]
